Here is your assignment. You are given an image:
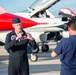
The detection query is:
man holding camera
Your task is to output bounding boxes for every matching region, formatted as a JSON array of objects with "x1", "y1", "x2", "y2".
[
  {"x1": 4, "y1": 17, "x2": 37, "y2": 75},
  {"x1": 51, "y1": 17, "x2": 76, "y2": 75}
]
